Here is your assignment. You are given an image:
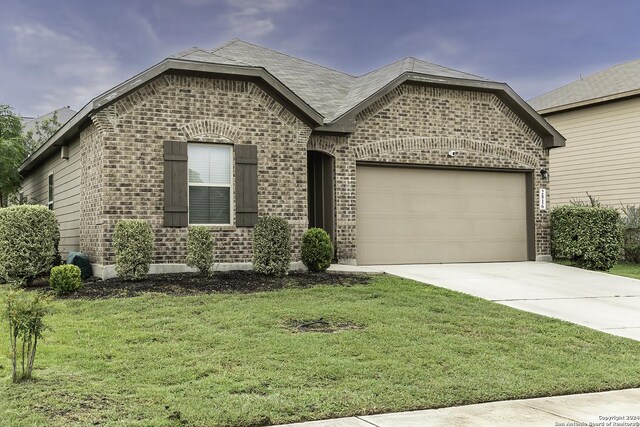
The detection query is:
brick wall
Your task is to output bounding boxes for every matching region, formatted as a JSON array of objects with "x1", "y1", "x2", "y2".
[
  {"x1": 83, "y1": 75, "x2": 312, "y2": 266},
  {"x1": 309, "y1": 84, "x2": 550, "y2": 261},
  {"x1": 80, "y1": 76, "x2": 550, "y2": 268}
]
